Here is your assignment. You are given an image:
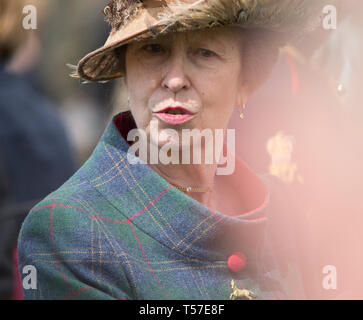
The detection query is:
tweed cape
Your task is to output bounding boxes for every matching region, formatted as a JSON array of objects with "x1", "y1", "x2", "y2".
[{"x1": 17, "y1": 111, "x2": 305, "y2": 300}]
